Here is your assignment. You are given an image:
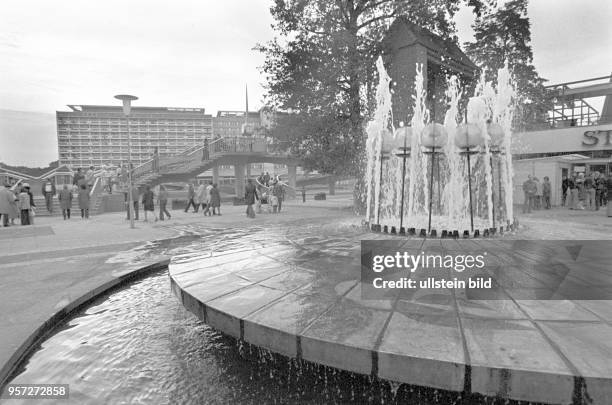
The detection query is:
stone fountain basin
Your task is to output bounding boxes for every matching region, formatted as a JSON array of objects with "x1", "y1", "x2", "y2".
[{"x1": 169, "y1": 233, "x2": 612, "y2": 405}]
